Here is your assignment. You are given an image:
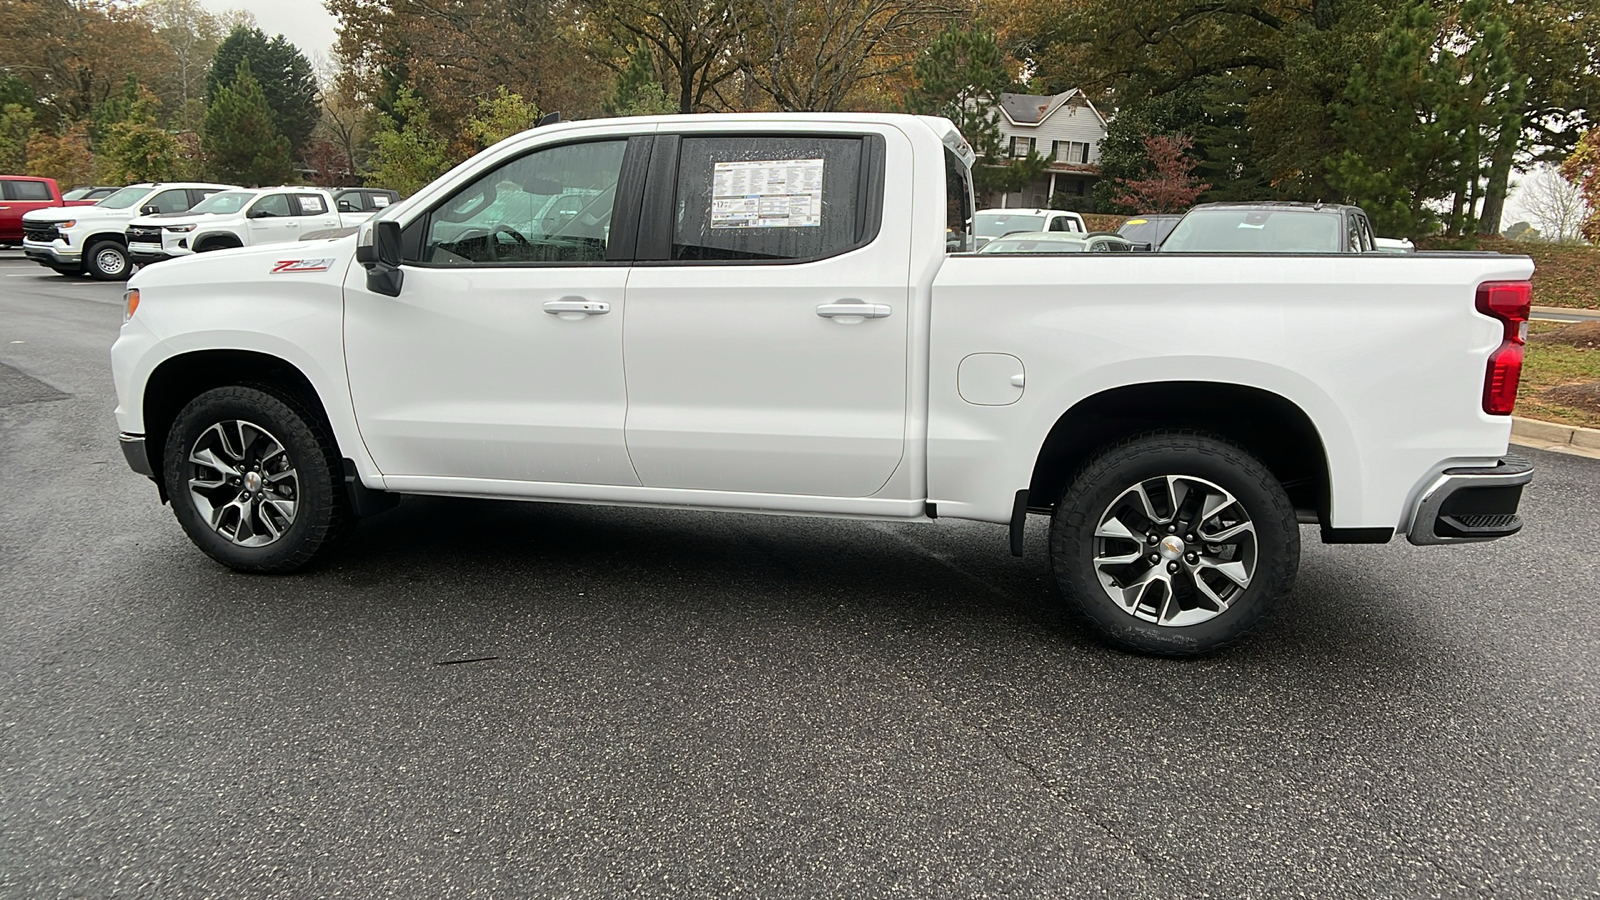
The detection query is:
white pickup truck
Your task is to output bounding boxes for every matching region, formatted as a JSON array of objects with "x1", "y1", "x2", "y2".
[
  {"x1": 22, "y1": 182, "x2": 235, "y2": 279},
  {"x1": 111, "y1": 113, "x2": 1535, "y2": 655},
  {"x1": 124, "y1": 186, "x2": 378, "y2": 266}
]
